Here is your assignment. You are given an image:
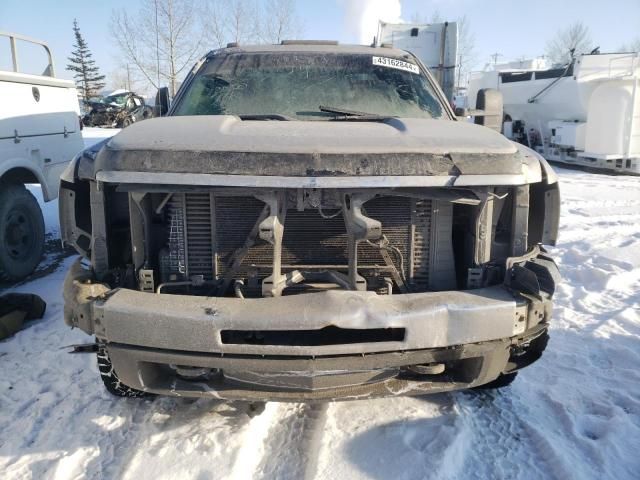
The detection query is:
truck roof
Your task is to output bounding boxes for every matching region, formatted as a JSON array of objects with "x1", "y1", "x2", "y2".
[{"x1": 208, "y1": 42, "x2": 413, "y2": 59}]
